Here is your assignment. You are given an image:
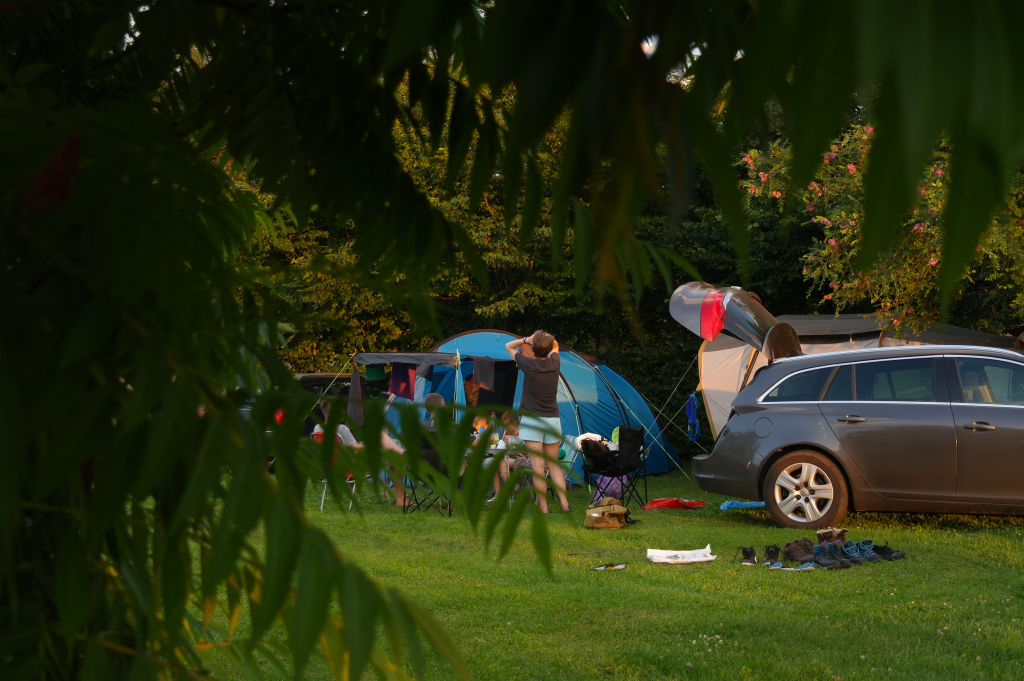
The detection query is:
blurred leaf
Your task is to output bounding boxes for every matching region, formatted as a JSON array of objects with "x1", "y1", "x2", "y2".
[
  {"x1": 573, "y1": 200, "x2": 594, "y2": 295},
  {"x1": 251, "y1": 492, "x2": 302, "y2": 641},
  {"x1": 519, "y1": 156, "x2": 543, "y2": 246},
  {"x1": 54, "y1": 527, "x2": 90, "y2": 656},
  {"x1": 497, "y1": 492, "x2": 530, "y2": 560},
  {"x1": 530, "y1": 501, "x2": 552, "y2": 573},
  {"x1": 290, "y1": 527, "x2": 338, "y2": 675},
  {"x1": 340, "y1": 560, "x2": 380, "y2": 680}
]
